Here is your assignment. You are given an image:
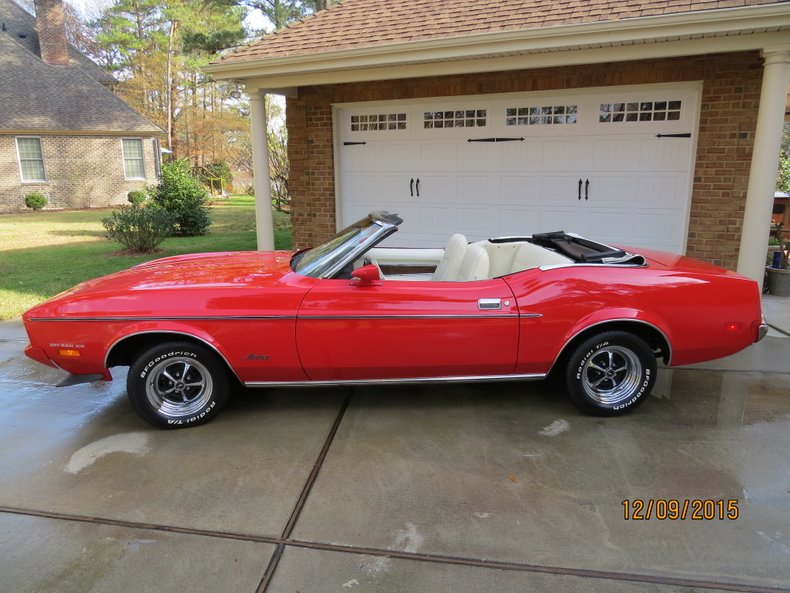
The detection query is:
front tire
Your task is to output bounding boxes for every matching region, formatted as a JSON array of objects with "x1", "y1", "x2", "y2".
[
  {"x1": 565, "y1": 331, "x2": 656, "y2": 416},
  {"x1": 127, "y1": 342, "x2": 230, "y2": 428}
]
